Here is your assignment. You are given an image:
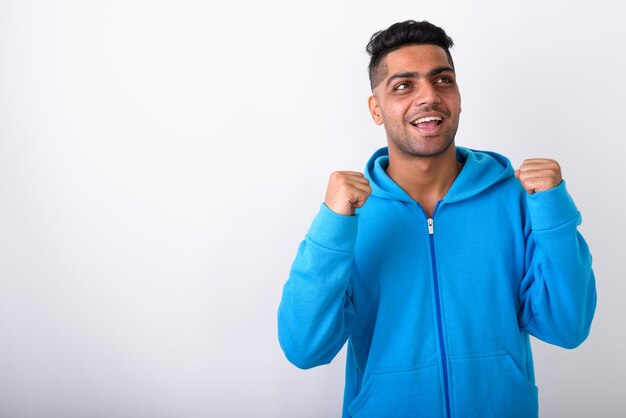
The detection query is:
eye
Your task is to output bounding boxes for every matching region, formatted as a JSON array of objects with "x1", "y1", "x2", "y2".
[
  {"x1": 393, "y1": 81, "x2": 411, "y2": 91},
  {"x1": 436, "y1": 76, "x2": 454, "y2": 85}
]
